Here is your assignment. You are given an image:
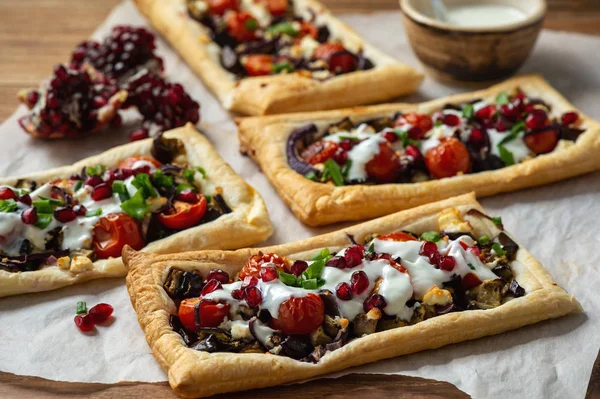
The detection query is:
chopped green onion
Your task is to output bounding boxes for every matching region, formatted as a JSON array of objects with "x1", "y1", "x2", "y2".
[
  {"x1": 478, "y1": 235, "x2": 490, "y2": 245},
  {"x1": 76, "y1": 301, "x2": 87, "y2": 315},
  {"x1": 304, "y1": 260, "x2": 325, "y2": 280},
  {"x1": 34, "y1": 214, "x2": 53, "y2": 229},
  {"x1": 462, "y1": 104, "x2": 474, "y2": 119},
  {"x1": 492, "y1": 216, "x2": 503, "y2": 226},
  {"x1": 304, "y1": 171, "x2": 318, "y2": 181},
  {"x1": 366, "y1": 242, "x2": 375, "y2": 254},
  {"x1": 151, "y1": 169, "x2": 173, "y2": 189},
  {"x1": 195, "y1": 167, "x2": 207, "y2": 179},
  {"x1": 132, "y1": 173, "x2": 157, "y2": 198},
  {"x1": 266, "y1": 22, "x2": 298, "y2": 36},
  {"x1": 467, "y1": 263, "x2": 476, "y2": 271},
  {"x1": 491, "y1": 242, "x2": 506, "y2": 256},
  {"x1": 420, "y1": 231, "x2": 441, "y2": 243},
  {"x1": 0, "y1": 199, "x2": 18, "y2": 213},
  {"x1": 111, "y1": 180, "x2": 130, "y2": 202},
  {"x1": 73, "y1": 180, "x2": 83, "y2": 192},
  {"x1": 316, "y1": 277, "x2": 327, "y2": 288},
  {"x1": 323, "y1": 159, "x2": 345, "y2": 186},
  {"x1": 86, "y1": 164, "x2": 105, "y2": 177},
  {"x1": 183, "y1": 169, "x2": 195, "y2": 183},
  {"x1": 337, "y1": 135, "x2": 361, "y2": 142},
  {"x1": 497, "y1": 144, "x2": 515, "y2": 166},
  {"x1": 435, "y1": 120, "x2": 442, "y2": 127},
  {"x1": 495, "y1": 92, "x2": 510, "y2": 105},
  {"x1": 312, "y1": 248, "x2": 331, "y2": 261},
  {"x1": 341, "y1": 159, "x2": 353, "y2": 179},
  {"x1": 176, "y1": 183, "x2": 196, "y2": 194},
  {"x1": 204, "y1": 194, "x2": 212, "y2": 203},
  {"x1": 272, "y1": 61, "x2": 294, "y2": 74},
  {"x1": 301, "y1": 278, "x2": 318, "y2": 290},
  {"x1": 498, "y1": 121, "x2": 525, "y2": 145},
  {"x1": 39, "y1": 196, "x2": 64, "y2": 206},
  {"x1": 86, "y1": 208, "x2": 102, "y2": 217},
  {"x1": 278, "y1": 271, "x2": 299, "y2": 287},
  {"x1": 32, "y1": 199, "x2": 54, "y2": 214},
  {"x1": 244, "y1": 18, "x2": 259, "y2": 31},
  {"x1": 120, "y1": 190, "x2": 150, "y2": 220},
  {"x1": 393, "y1": 128, "x2": 421, "y2": 148}
]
